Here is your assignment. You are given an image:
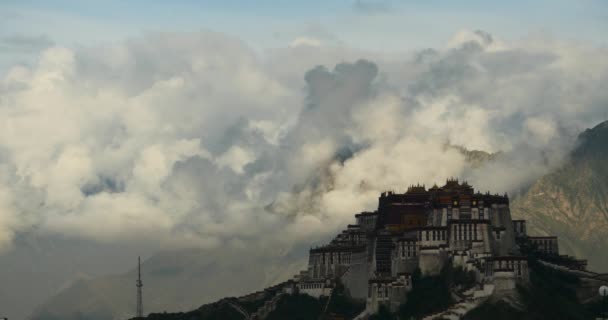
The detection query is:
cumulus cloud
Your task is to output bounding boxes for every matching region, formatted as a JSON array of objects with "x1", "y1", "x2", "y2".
[
  {"x1": 0, "y1": 30, "x2": 607, "y2": 258},
  {"x1": 446, "y1": 30, "x2": 505, "y2": 51}
]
